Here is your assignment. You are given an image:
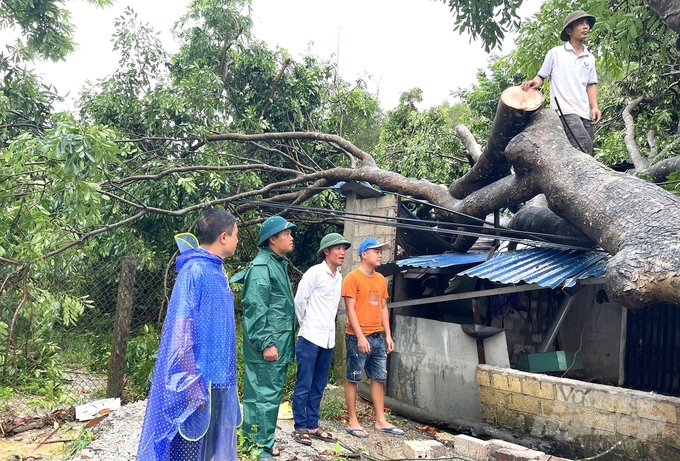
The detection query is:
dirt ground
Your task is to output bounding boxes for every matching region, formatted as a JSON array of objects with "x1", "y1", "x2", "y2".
[
  {"x1": 271, "y1": 385, "x2": 460, "y2": 460},
  {"x1": 0, "y1": 385, "x2": 461, "y2": 460}
]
